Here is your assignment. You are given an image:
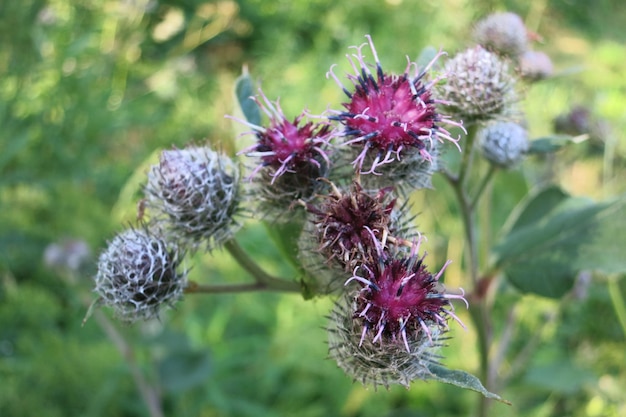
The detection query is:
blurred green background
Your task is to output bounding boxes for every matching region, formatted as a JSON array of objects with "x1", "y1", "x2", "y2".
[{"x1": 1, "y1": 0, "x2": 625, "y2": 416}]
